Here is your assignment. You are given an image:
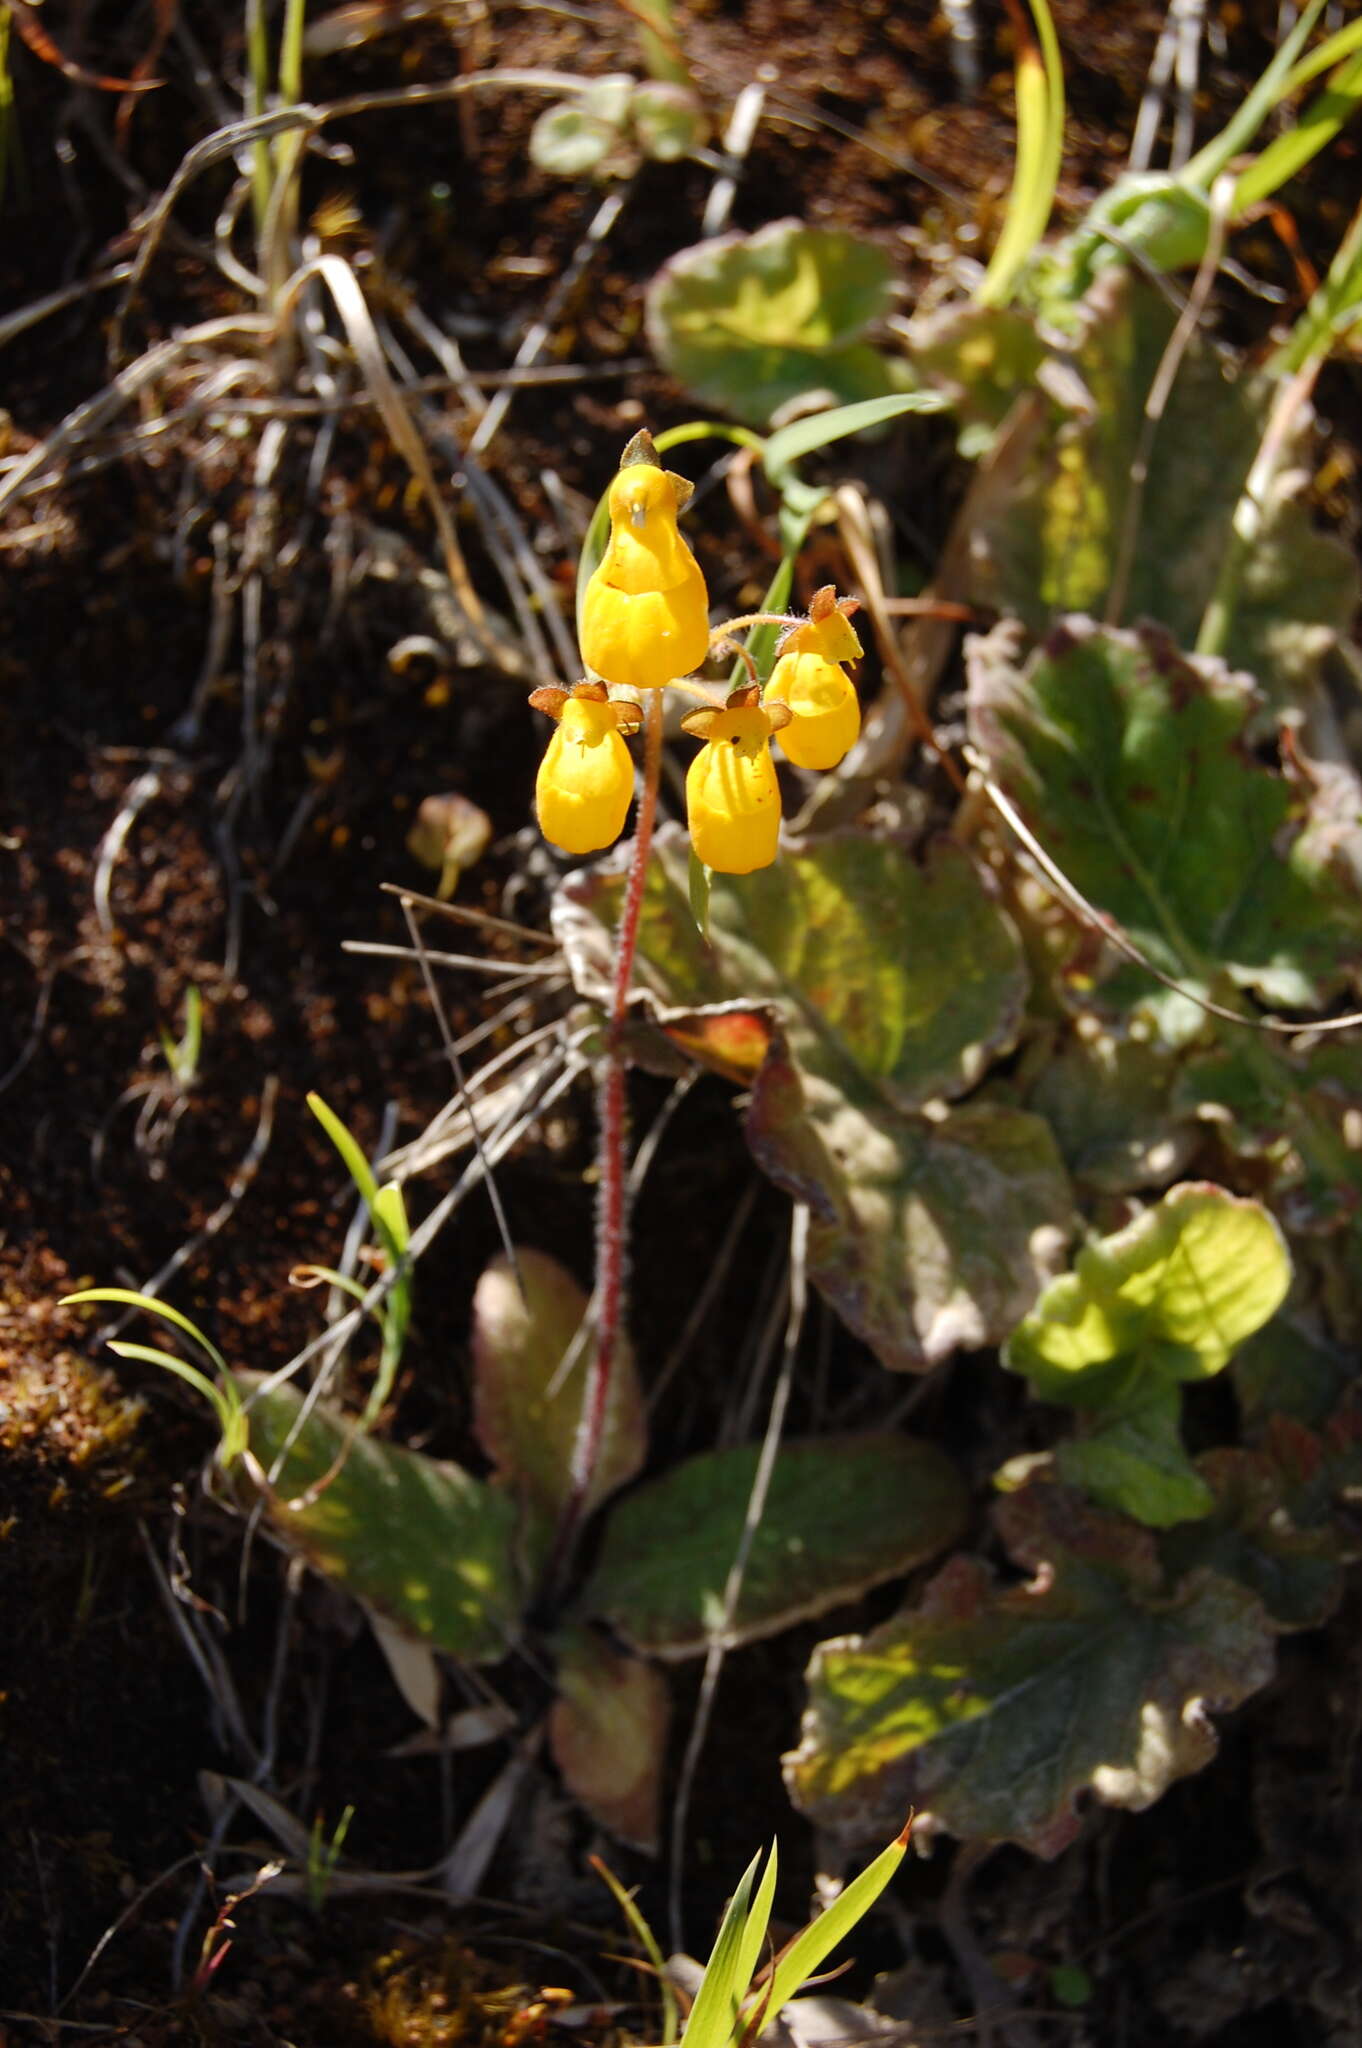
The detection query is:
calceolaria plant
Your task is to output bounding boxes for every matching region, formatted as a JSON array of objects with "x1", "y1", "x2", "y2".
[{"x1": 530, "y1": 429, "x2": 864, "y2": 876}]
